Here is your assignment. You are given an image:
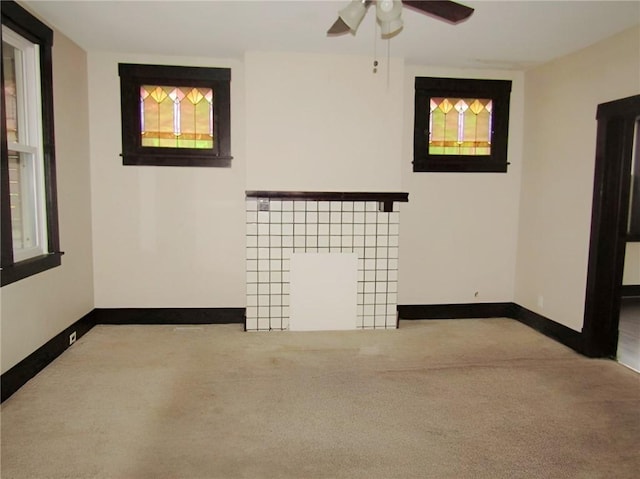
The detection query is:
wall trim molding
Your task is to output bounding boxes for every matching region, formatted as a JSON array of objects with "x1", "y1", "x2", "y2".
[
  {"x1": 397, "y1": 302, "x2": 583, "y2": 354},
  {"x1": 582, "y1": 95, "x2": 640, "y2": 357},
  {"x1": 1, "y1": 307, "x2": 245, "y2": 403},
  {"x1": 511, "y1": 304, "x2": 583, "y2": 353},
  {"x1": 1, "y1": 311, "x2": 96, "y2": 402},
  {"x1": 91, "y1": 308, "x2": 245, "y2": 325},
  {"x1": 397, "y1": 302, "x2": 515, "y2": 320},
  {"x1": 245, "y1": 190, "x2": 409, "y2": 203},
  {"x1": 621, "y1": 285, "x2": 640, "y2": 297}
]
